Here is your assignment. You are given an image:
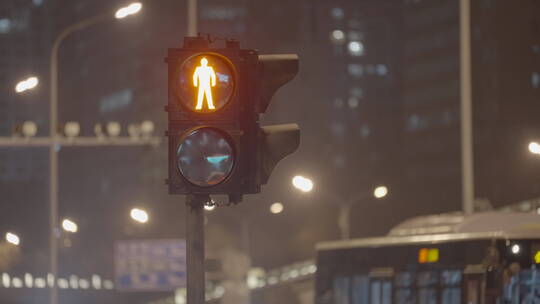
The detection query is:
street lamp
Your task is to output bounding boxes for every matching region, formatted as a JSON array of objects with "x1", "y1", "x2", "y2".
[
  {"x1": 373, "y1": 185, "x2": 389, "y2": 199},
  {"x1": 292, "y1": 175, "x2": 314, "y2": 192},
  {"x1": 61, "y1": 219, "x2": 78, "y2": 233},
  {"x1": 48, "y1": 4, "x2": 142, "y2": 304},
  {"x1": 270, "y1": 202, "x2": 284, "y2": 214},
  {"x1": 5, "y1": 232, "x2": 20, "y2": 246},
  {"x1": 115, "y1": 2, "x2": 143, "y2": 19},
  {"x1": 529, "y1": 141, "x2": 540, "y2": 155},
  {"x1": 15, "y1": 76, "x2": 39, "y2": 93},
  {"x1": 130, "y1": 208, "x2": 149, "y2": 224}
]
